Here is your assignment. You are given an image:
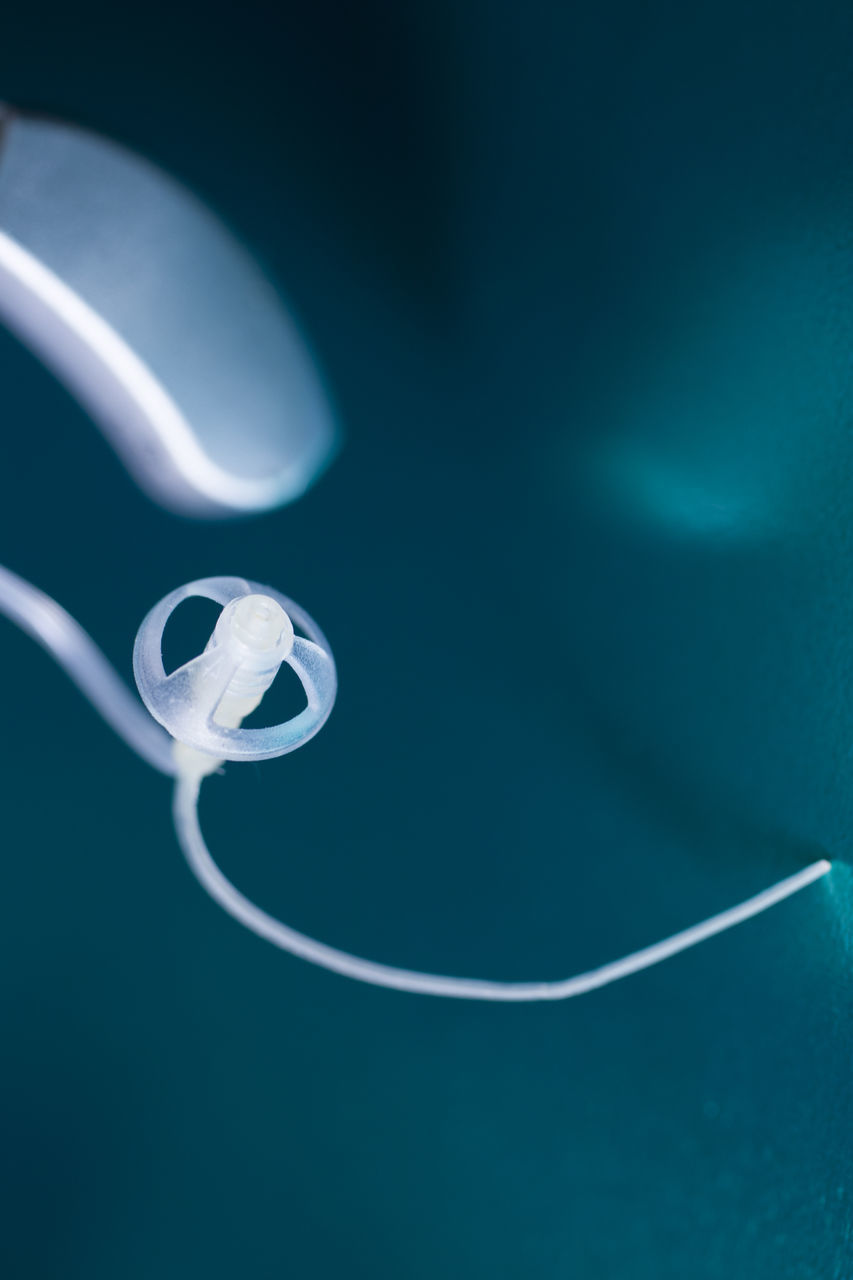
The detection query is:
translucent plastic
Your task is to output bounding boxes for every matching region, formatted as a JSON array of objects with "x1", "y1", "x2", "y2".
[
  {"x1": 133, "y1": 576, "x2": 337, "y2": 762},
  {"x1": 0, "y1": 563, "x2": 833, "y2": 1002},
  {"x1": 0, "y1": 563, "x2": 175, "y2": 774}
]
